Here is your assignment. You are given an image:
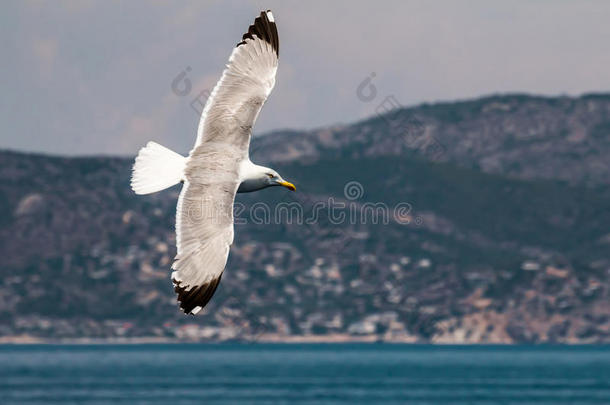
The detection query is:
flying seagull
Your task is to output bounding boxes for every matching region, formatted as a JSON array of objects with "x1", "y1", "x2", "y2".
[{"x1": 130, "y1": 10, "x2": 294, "y2": 315}]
